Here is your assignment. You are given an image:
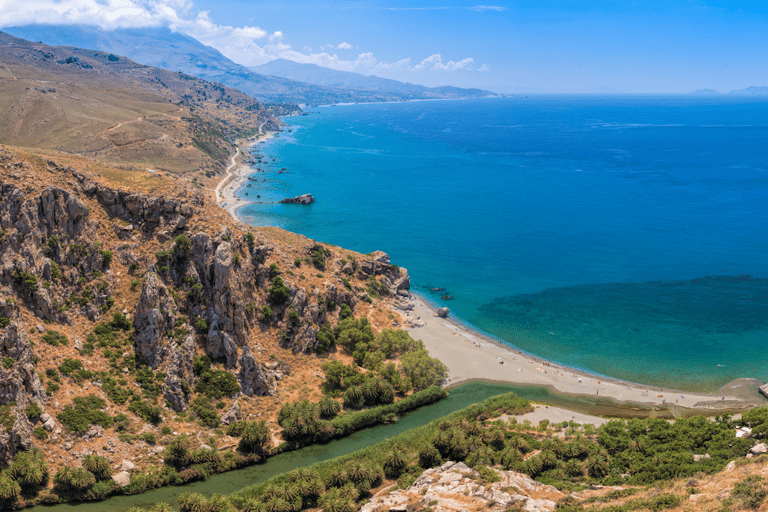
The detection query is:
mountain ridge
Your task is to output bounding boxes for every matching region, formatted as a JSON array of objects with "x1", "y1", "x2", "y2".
[{"x1": 4, "y1": 25, "x2": 499, "y2": 105}]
